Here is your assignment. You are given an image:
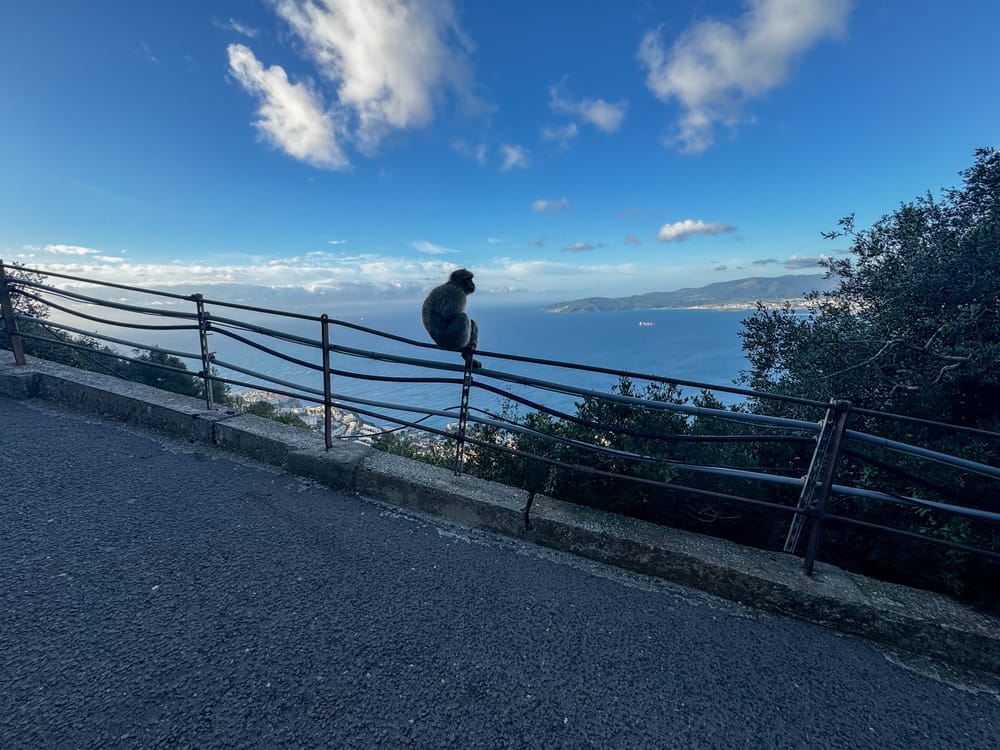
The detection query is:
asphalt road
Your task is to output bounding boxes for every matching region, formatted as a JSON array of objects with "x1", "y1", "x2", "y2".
[{"x1": 1, "y1": 396, "x2": 998, "y2": 749}]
